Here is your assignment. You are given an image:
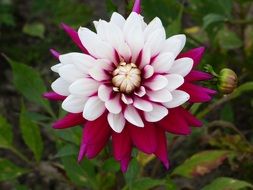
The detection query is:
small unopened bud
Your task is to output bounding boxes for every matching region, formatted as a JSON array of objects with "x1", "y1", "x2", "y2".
[{"x1": 218, "y1": 68, "x2": 238, "y2": 94}]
